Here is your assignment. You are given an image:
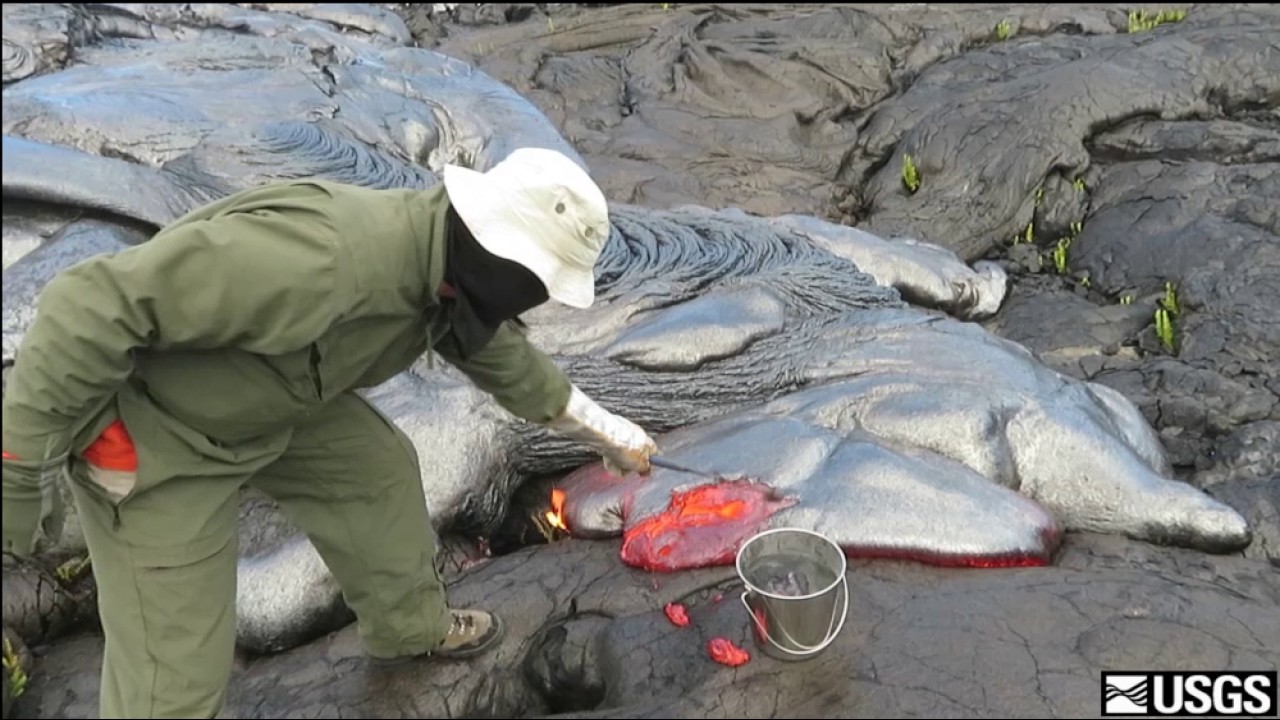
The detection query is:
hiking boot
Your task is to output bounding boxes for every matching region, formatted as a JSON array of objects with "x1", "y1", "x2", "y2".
[
  {"x1": 436, "y1": 608, "x2": 504, "y2": 659},
  {"x1": 370, "y1": 609, "x2": 504, "y2": 667}
]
